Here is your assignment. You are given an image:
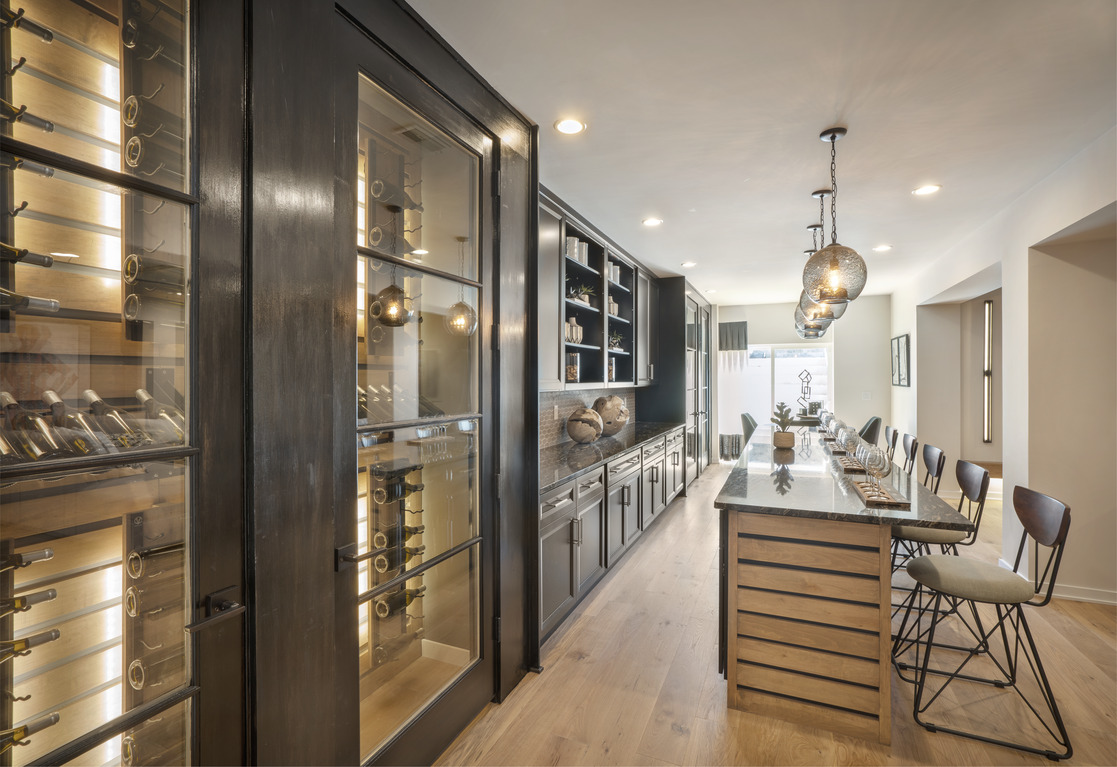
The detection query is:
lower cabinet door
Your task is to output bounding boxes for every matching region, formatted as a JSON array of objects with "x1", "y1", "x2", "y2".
[
  {"x1": 576, "y1": 494, "x2": 605, "y2": 593},
  {"x1": 540, "y1": 514, "x2": 577, "y2": 637},
  {"x1": 668, "y1": 443, "x2": 685, "y2": 500},
  {"x1": 605, "y1": 482, "x2": 627, "y2": 566},
  {"x1": 622, "y1": 471, "x2": 643, "y2": 546},
  {"x1": 652, "y1": 457, "x2": 667, "y2": 518}
]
